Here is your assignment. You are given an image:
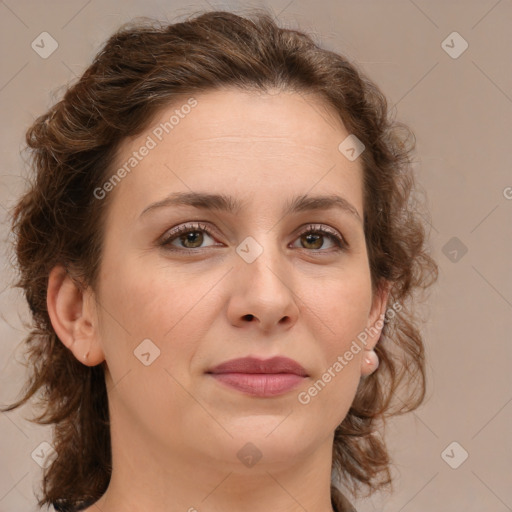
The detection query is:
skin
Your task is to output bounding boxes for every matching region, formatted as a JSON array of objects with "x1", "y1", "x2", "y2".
[{"x1": 47, "y1": 88, "x2": 389, "y2": 512}]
